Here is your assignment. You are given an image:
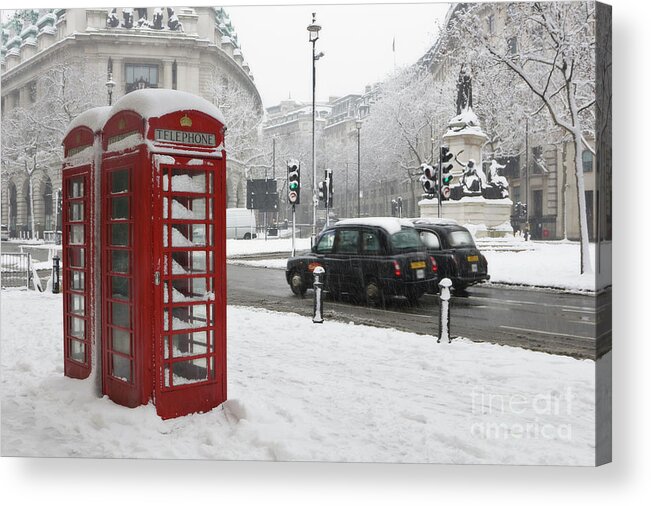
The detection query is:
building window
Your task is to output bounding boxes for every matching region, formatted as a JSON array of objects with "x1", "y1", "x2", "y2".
[
  {"x1": 125, "y1": 63, "x2": 159, "y2": 93},
  {"x1": 28, "y1": 81, "x2": 37, "y2": 103},
  {"x1": 507, "y1": 37, "x2": 518, "y2": 56},
  {"x1": 172, "y1": 60, "x2": 177, "y2": 90},
  {"x1": 532, "y1": 146, "x2": 545, "y2": 174},
  {"x1": 582, "y1": 149, "x2": 593, "y2": 172},
  {"x1": 488, "y1": 15, "x2": 495, "y2": 34}
]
